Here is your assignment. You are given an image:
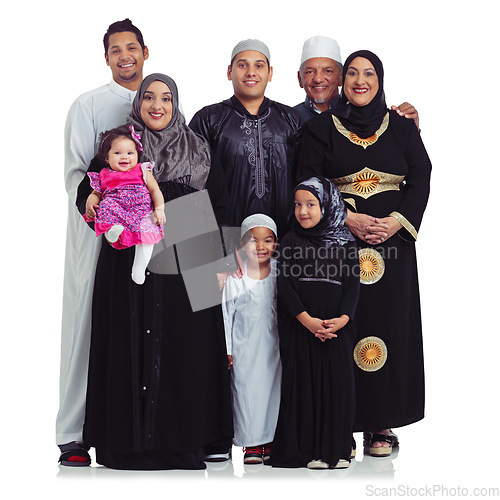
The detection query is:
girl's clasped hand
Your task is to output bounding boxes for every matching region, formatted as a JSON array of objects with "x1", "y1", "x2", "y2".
[{"x1": 297, "y1": 312, "x2": 349, "y2": 342}]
